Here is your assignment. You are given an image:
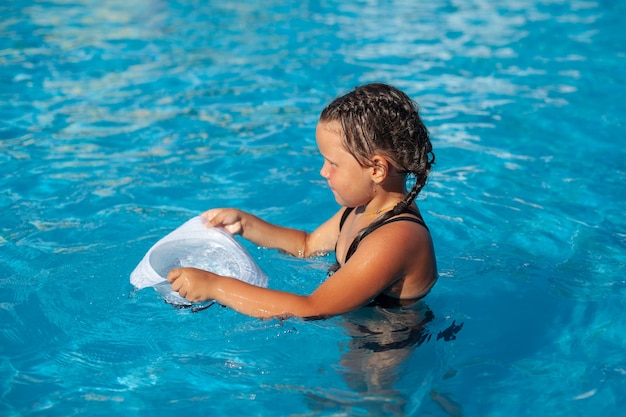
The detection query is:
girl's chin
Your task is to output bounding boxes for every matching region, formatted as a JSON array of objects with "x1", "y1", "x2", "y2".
[
  {"x1": 332, "y1": 196, "x2": 346, "y2": 207},
  {"x1": 332, "y1": 194, "x2": 364, "y2": 208}
]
